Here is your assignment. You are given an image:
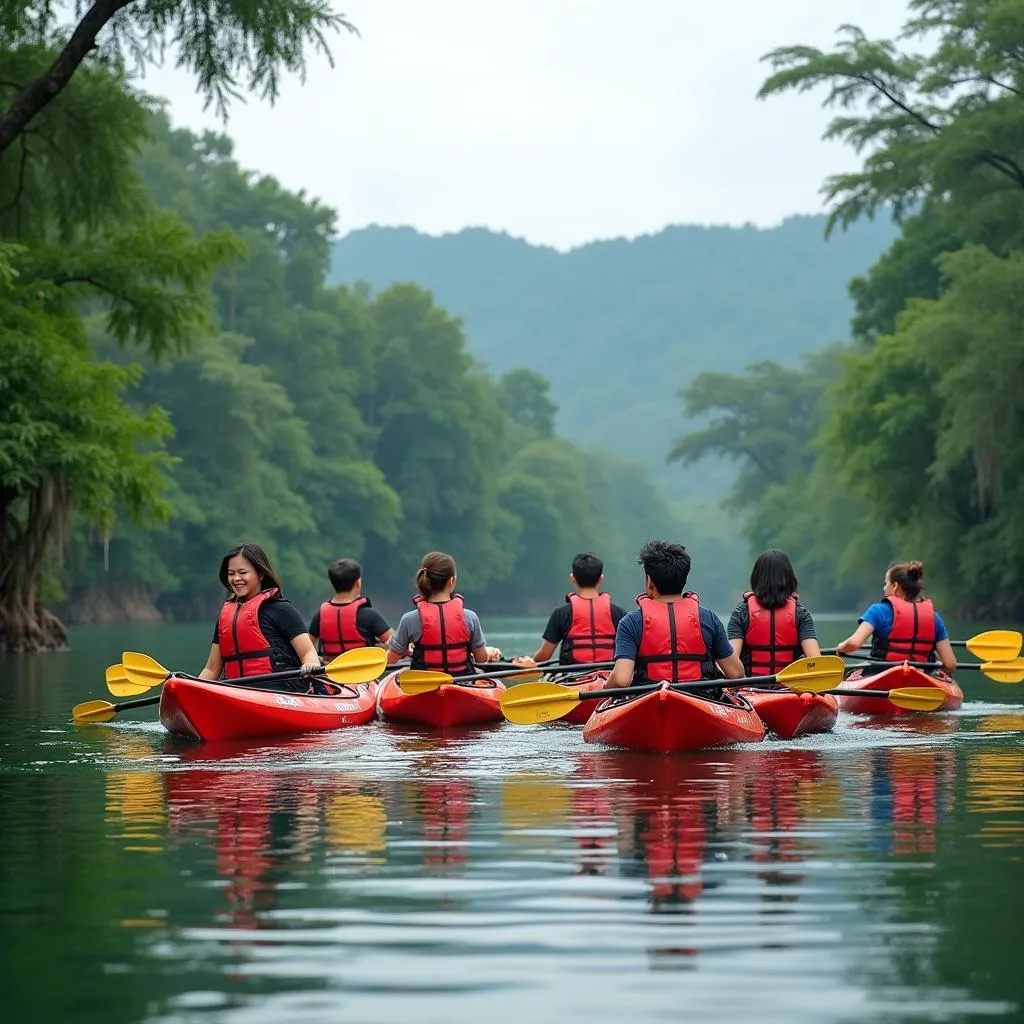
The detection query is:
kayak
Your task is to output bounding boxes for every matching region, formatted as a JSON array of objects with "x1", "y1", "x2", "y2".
[
  {"x1": 582, "y1": 682, "x2": 766, "y2": 752},
  {"x1": 376, "y1": 670, "x2": 505, "y2": 727},
  {"x1": 541, "y1": 669, "x2": 610, "y2": 724},
  {"x1": 159, "y1": 676, "x2": 378, "y2": 742},
  {"x1": 838, "y1": 663, "x2": 964, "y2": 715},
  {"x1": 735, "y1": 687, "x2": 839, "y2": 739}
]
